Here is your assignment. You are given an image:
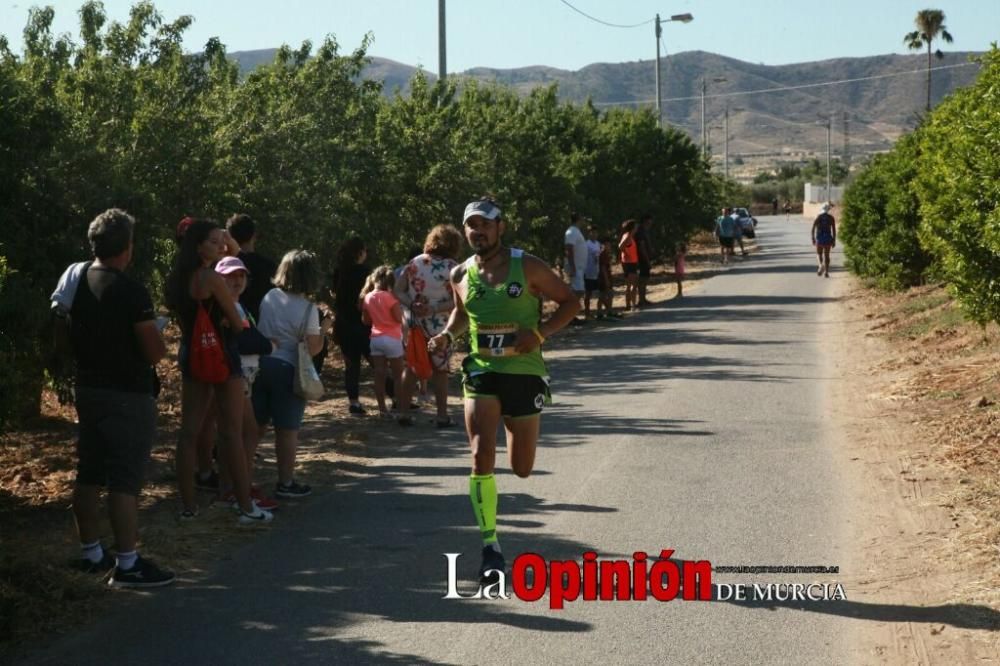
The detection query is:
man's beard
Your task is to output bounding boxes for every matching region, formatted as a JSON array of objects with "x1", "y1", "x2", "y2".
[{"x1": 473, "y1": 239, "x2": 501, "y2": 258}]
